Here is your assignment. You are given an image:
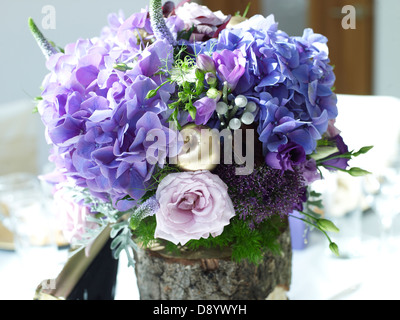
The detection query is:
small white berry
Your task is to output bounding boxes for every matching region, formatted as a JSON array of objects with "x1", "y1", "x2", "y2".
[
  {"x1": 216, "y1": 101, "x2": 228, "y2": 115},
  {"x1": 241, "y1": 112, "x2": 255, "y2": 125},
  {"x1": 245, "y1": 101, "x2": 257, "y2": 113},
  {"x1": 229, "y1": 118, "x2": 241, "y2": 130},
  {"x1": 234, "y1": 95, "x2": 248, "y2": 108}
]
